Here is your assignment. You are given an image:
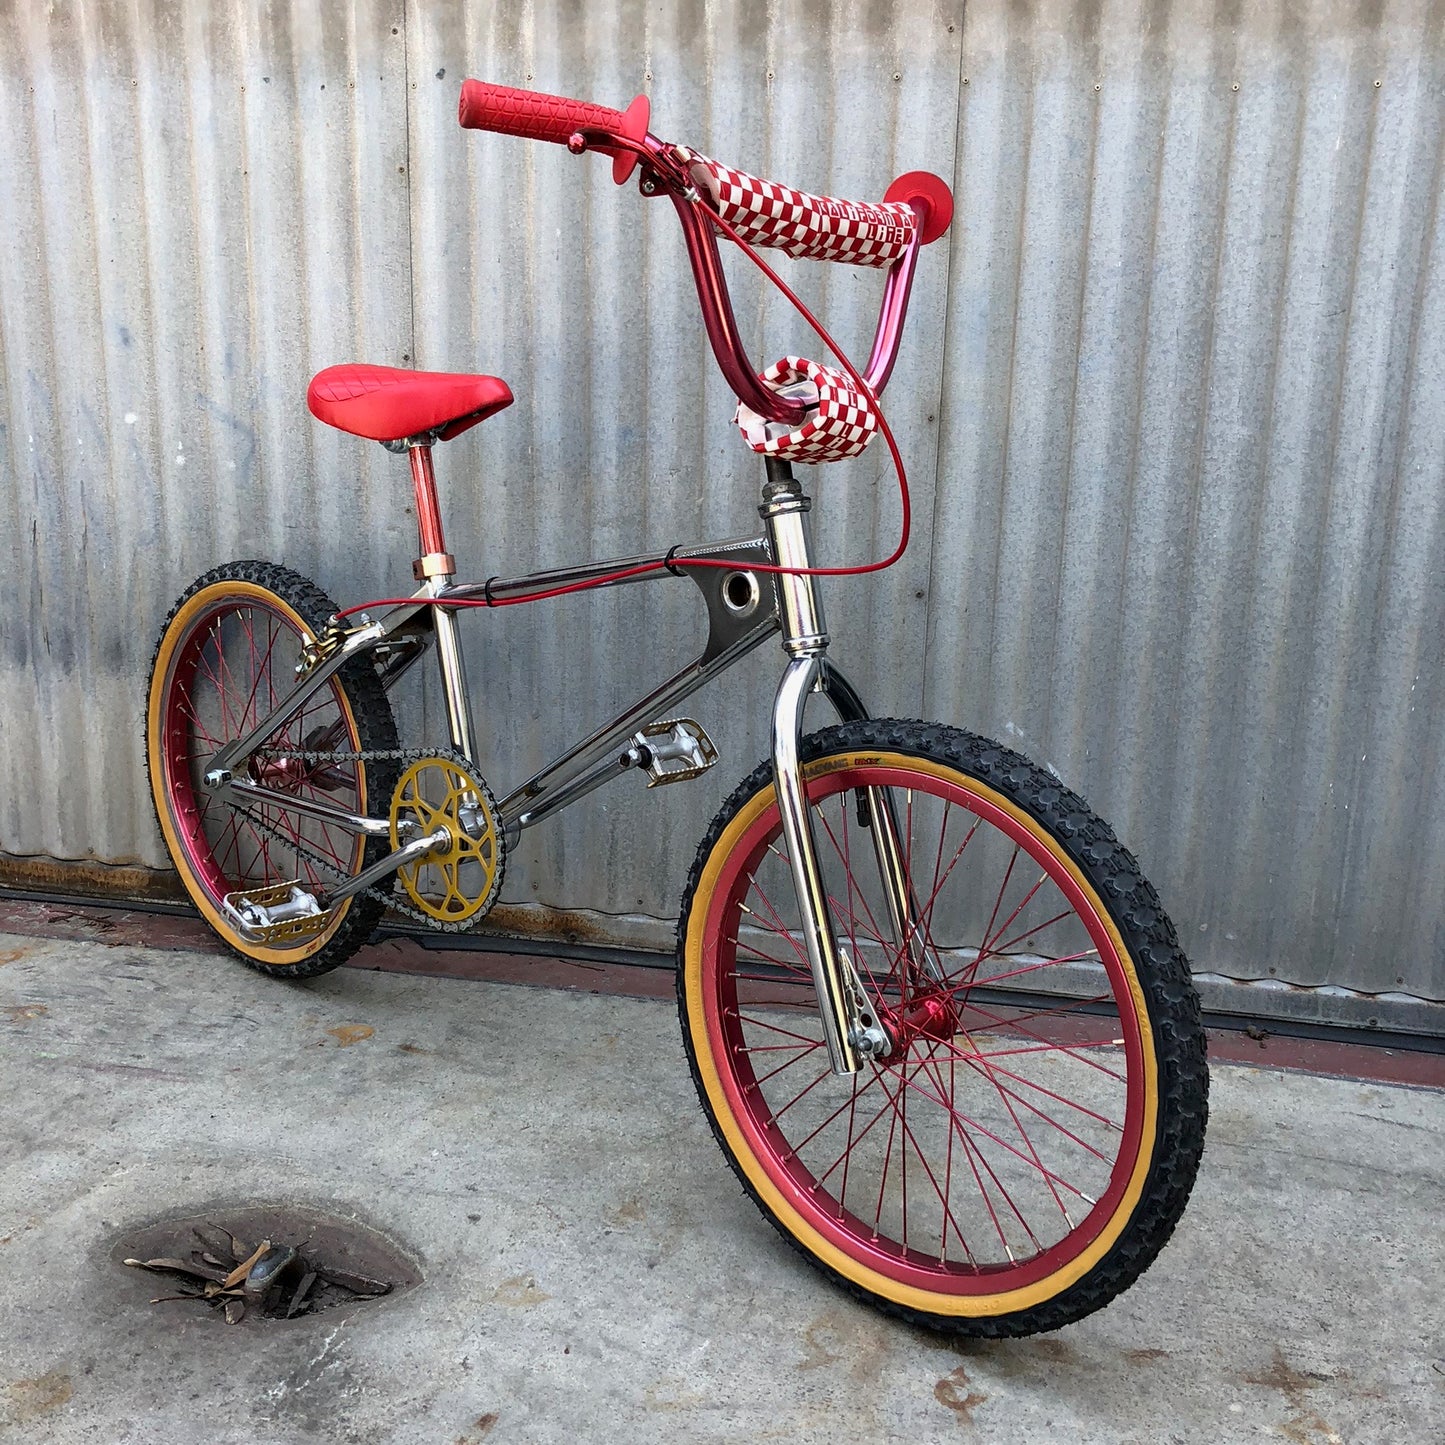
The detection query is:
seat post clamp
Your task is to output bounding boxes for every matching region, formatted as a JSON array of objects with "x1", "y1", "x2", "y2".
[{"x1": 413, "y1": 552, "x2": 457, "y2": 581}]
